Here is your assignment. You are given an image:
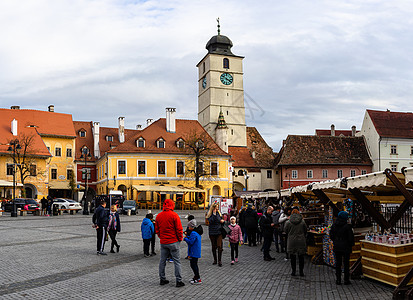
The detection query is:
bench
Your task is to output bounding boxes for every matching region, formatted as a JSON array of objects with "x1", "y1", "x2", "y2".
[{"x1": 19, "y1": 209, "x2": 40, "y2": 216}]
